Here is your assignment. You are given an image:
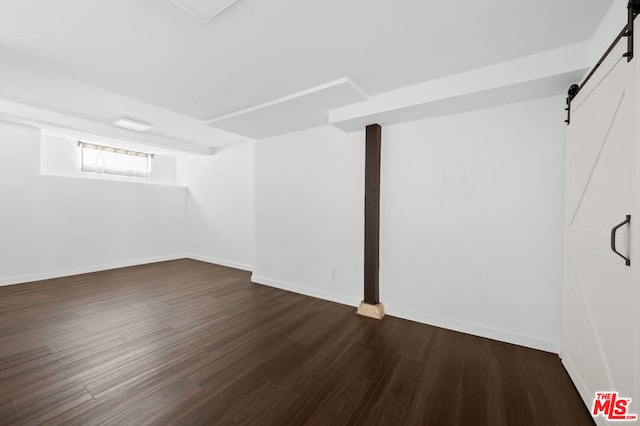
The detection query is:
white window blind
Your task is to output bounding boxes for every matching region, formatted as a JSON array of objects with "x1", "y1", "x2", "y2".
[{"x1": 79, "y1": 142, "x2": 153, "y2": 178}]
